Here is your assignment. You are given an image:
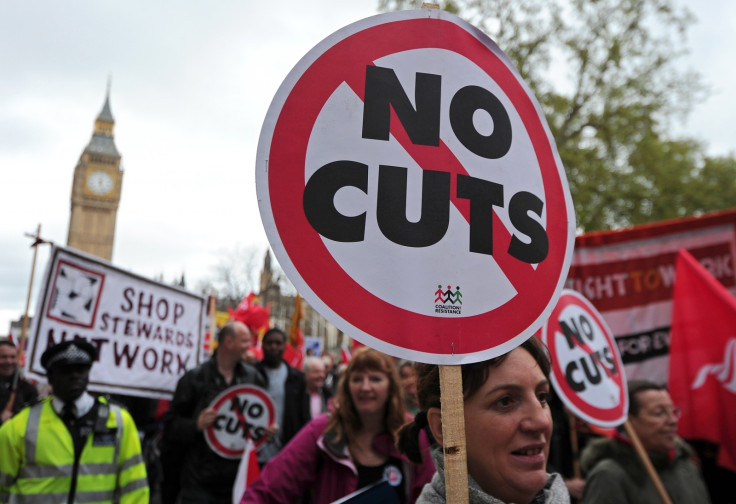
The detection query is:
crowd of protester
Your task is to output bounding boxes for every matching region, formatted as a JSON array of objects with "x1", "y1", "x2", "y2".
[{"x1": 1, "y1": 327, "x2": 734, "y2": 503}]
